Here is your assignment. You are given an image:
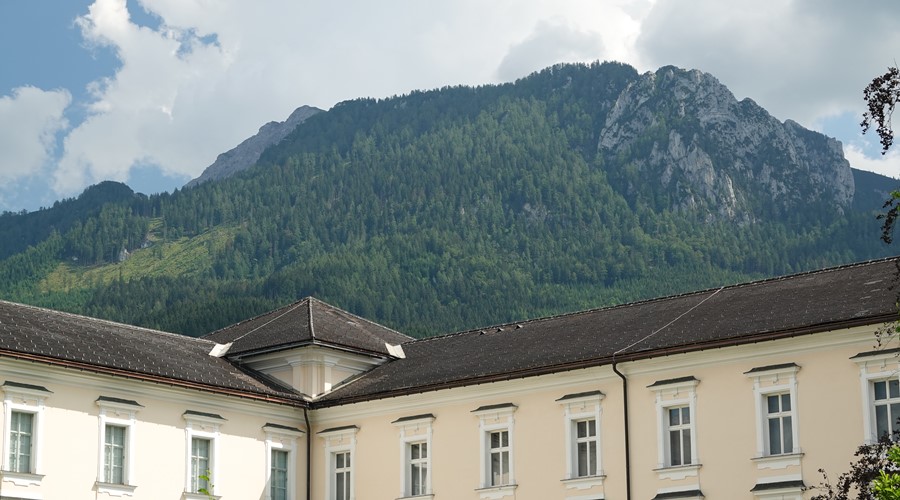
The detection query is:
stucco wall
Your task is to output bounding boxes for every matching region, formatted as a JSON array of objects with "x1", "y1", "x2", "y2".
[{"x1": 0, "y1": 360, "x2": 308, "y2": 500}]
